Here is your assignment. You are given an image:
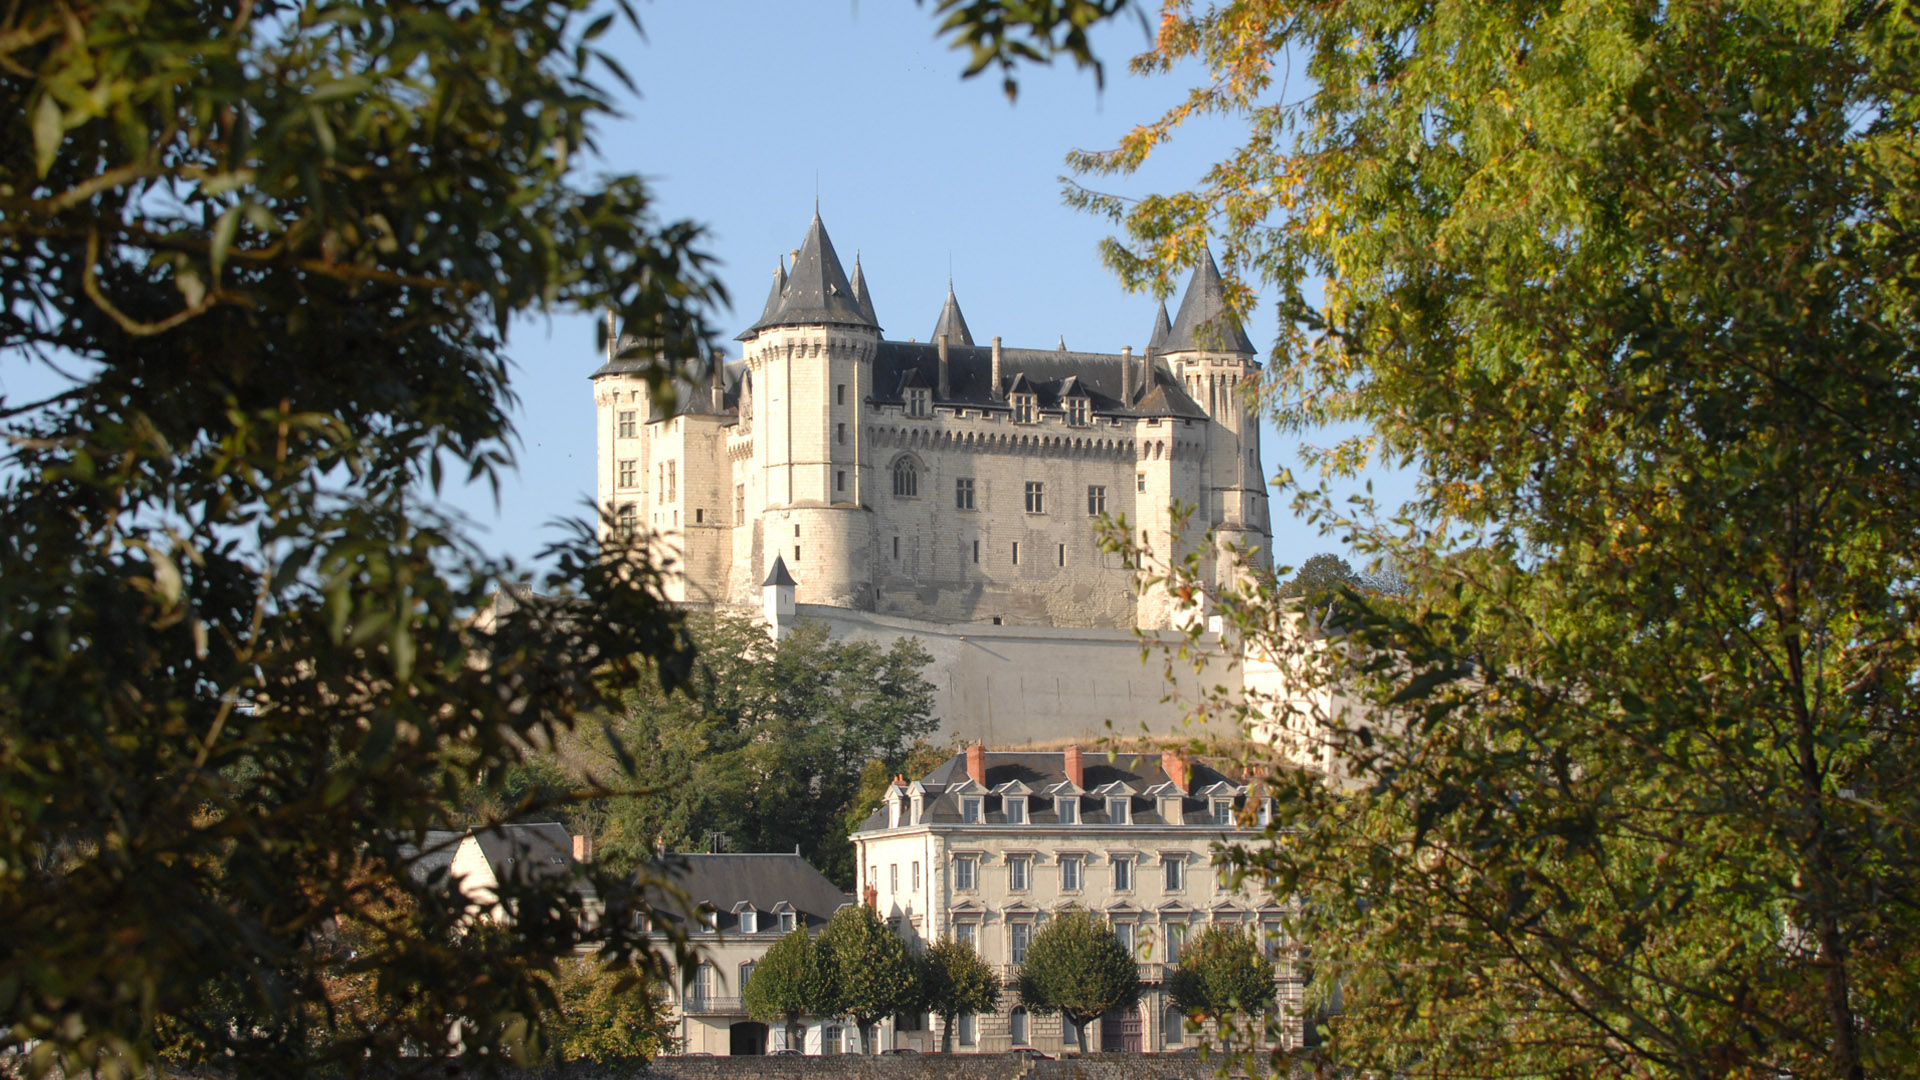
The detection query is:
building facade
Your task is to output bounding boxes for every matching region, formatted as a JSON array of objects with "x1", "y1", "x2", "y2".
[
  {"x1": 851, "y1": 746, "x2": 1304, "y2": 1054},
  {"x1": 592, "y1": 214, "x2": 1273, "y2": 631}
]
